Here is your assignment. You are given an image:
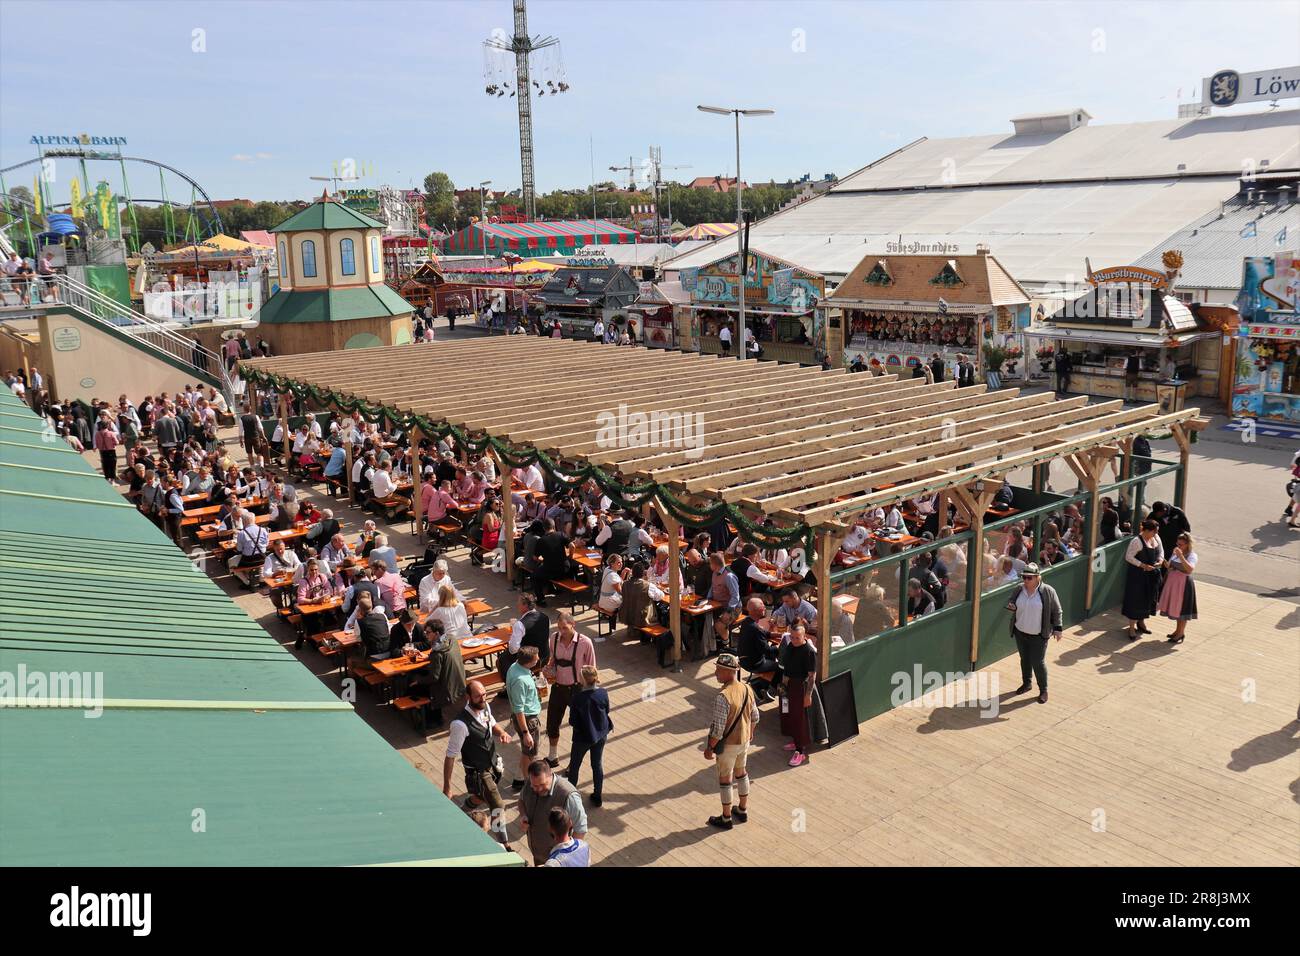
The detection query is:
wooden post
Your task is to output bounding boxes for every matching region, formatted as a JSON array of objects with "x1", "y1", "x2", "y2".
[
  {"x1": 1120, "y1": 436, "x2": 1134, "y2": 482},
  {"x1": 496, "y1": 448, "x2": 515, "y2": 583},
  {"x1": 1170, "y1": 422, "x2": 1190, "y2": 509},
  {"x1": 345, "y1": 437, "x2": 356, "y2": 505},
  {"x1": 815, "y1": 528, "x2": 834, "y2": 682},
  {"x1": 278, "y1": 393, "x2": 291, "y2": 466},
  {"x1": 1065, "y1": 448, "x2": 1115, "y2": 616},
  {"x1": 951, "y1": 477, "x2": 1002, "y2": 667},
  {"x1": 409, "y1": 426, "x2": 424, "y2": 538},
  {"x1": 664, "y1": 510, "x2": 683, "y2": 668}
]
